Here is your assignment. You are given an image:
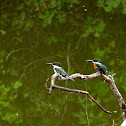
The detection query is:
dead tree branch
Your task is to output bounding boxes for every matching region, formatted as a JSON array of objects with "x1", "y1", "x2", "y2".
[
  {"x1": 45, "y1": 72, "x2": 126, "y2": 124},
  {"x1": 45, "y1": 72, "x2": 112, "y2": 115},
  {"x1": 101, "y1": 74, "x2": 126, "y2": 111}
]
